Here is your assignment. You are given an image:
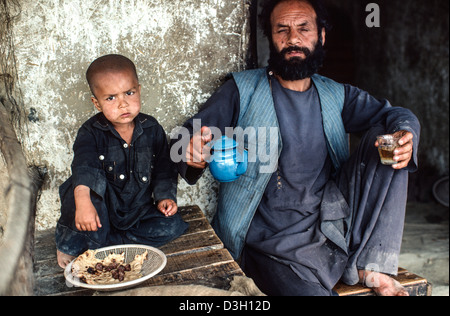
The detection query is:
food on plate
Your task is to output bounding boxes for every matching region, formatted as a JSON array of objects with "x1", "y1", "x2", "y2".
[{"x1": 71, "y1": 249, "x2": 148, "y2": 285}]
